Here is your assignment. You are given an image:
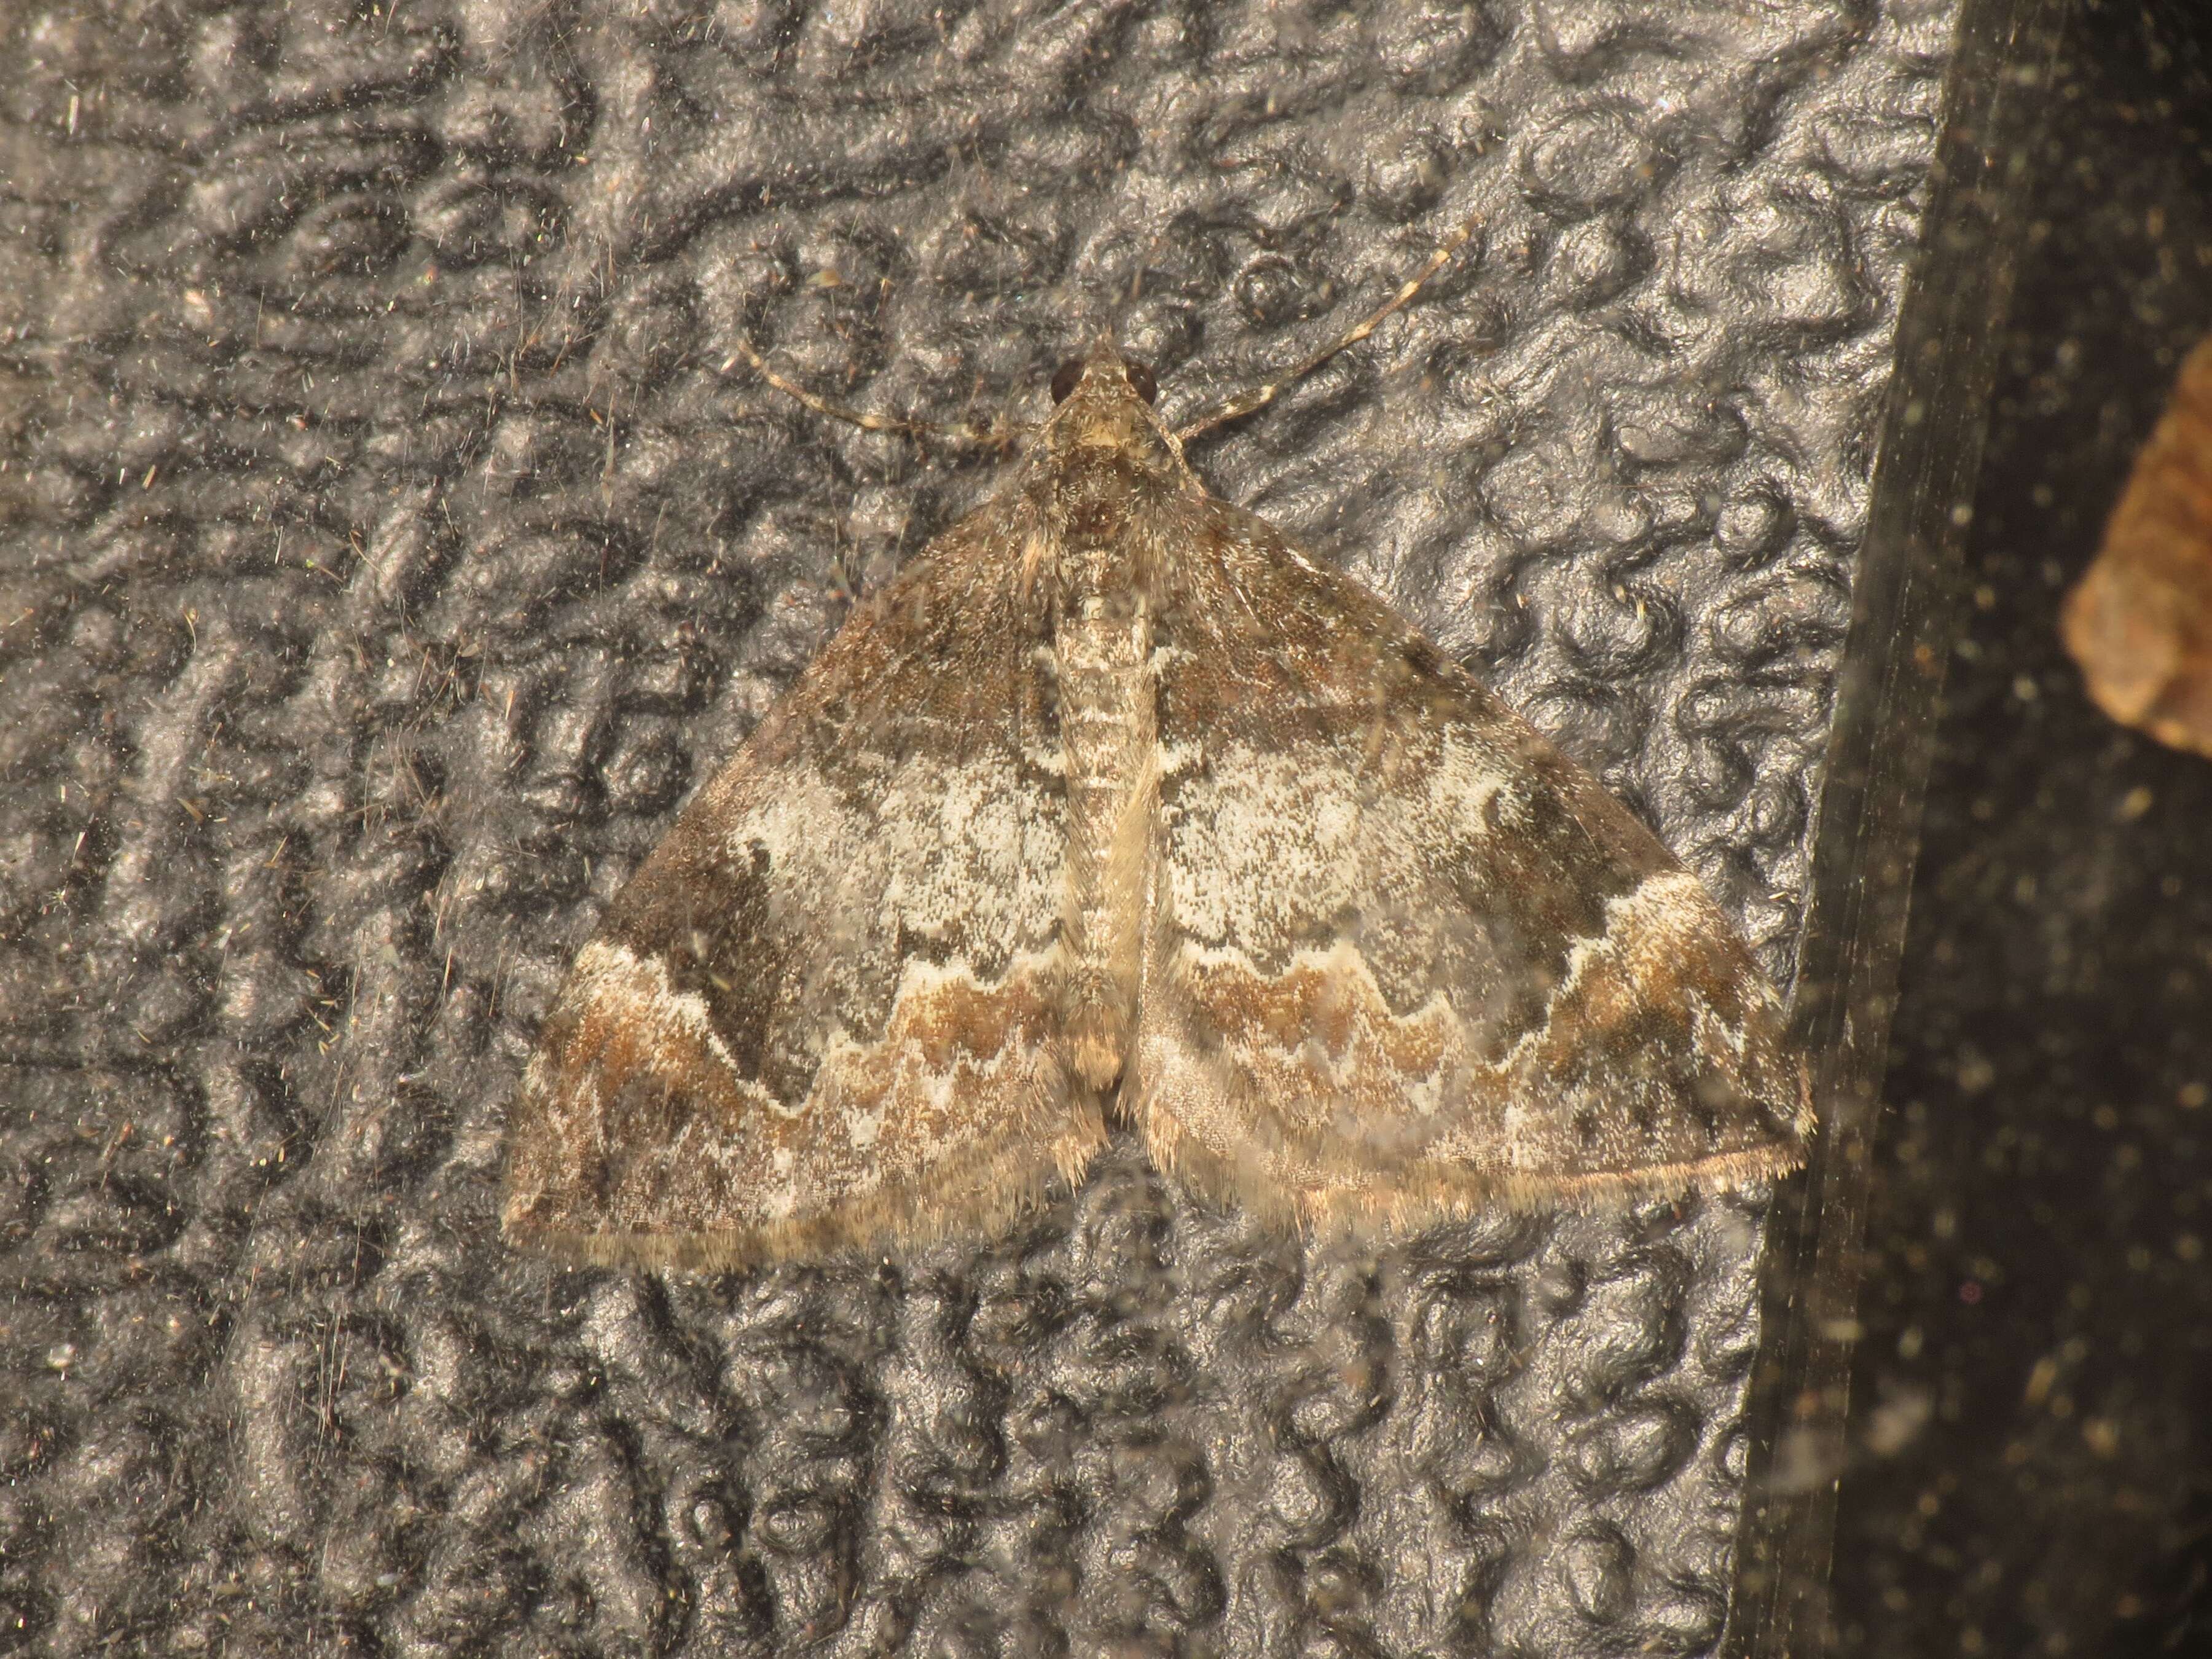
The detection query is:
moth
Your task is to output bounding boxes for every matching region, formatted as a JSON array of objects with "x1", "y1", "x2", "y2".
[{"x1": 503, "y1": 262, "x2": 1814, "y2": 1271}]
